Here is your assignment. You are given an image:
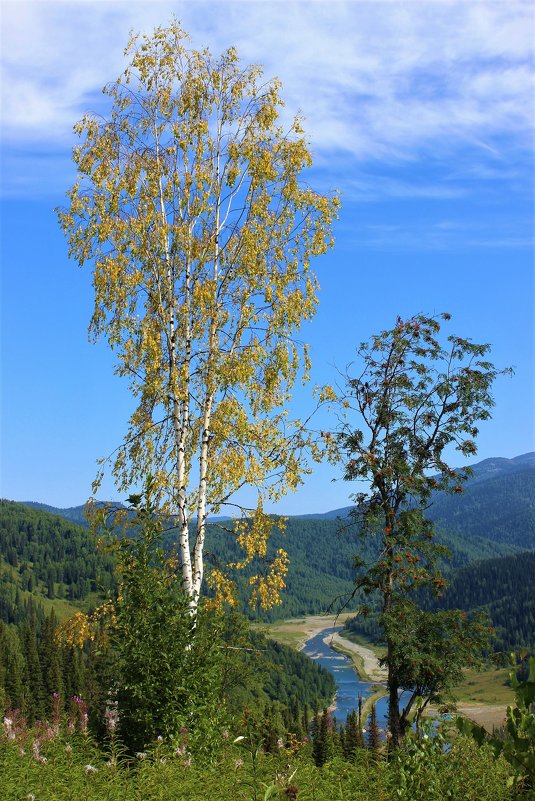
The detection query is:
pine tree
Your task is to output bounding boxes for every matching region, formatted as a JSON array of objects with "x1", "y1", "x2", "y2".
[
  {"x1": 39, "y1": 611, "x2": 63, "y2": 717},
  {"x1": 367, "y1": 703, "x2": 381, "y2": 753},
  {"x1": 312, "y1": 708, "x2": 332, "y2": 767},
  {"x1": 20, "y1": 614, "x2": 45, "y2": 721},
  {"x1": 0, "y1": 622, "x2": 25, "y2": 710}
]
